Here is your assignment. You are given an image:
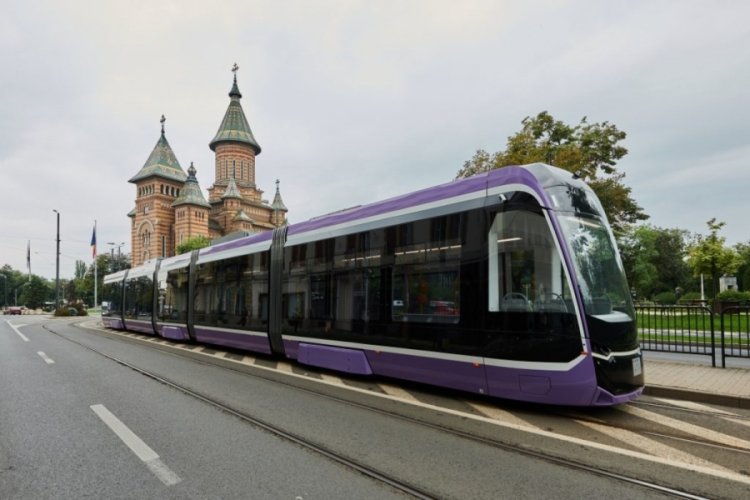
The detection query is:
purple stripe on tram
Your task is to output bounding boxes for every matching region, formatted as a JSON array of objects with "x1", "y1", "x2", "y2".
[
  {"x1": 199, "y1": 229, "x2": 273, "y2": 256},
  {"x1": 159, "y1": 325, "x2": 189, "y2": 341},
  {"x1": 102, "y1": 317, "x2": 124, "y2": 330},
  {"x1": 365, "y1": 350, "x2": 489, "y2": 394},
  {"x1": 193, "y1": 327, "x2": 272, "y2": 354},
  {"x1": 124, "y1": 319, "x2": 155, "y2": 335},
  {"x1": 200, "y1": 166, "x2": 545, "y2": 258},
  {"x1": 484, "y1": 360, "x2": 598, "y2": 406},
  {"x1": 297, "y1": 343, "x2": 373, "y2": 375}
]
